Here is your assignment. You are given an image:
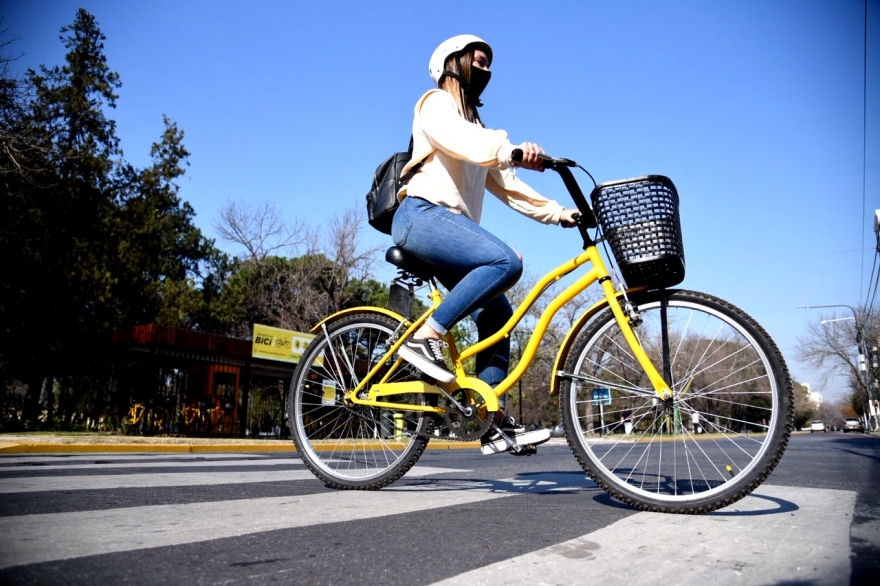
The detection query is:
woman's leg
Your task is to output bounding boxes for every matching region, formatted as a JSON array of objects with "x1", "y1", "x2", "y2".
[
  {"x1": 392, "y1": 198, "x2": 548, "y2": 452},
  {"x1": 392, "y1": 197, "x2": 522, "y2": 335},
  {"x1": 470, "y1": 296, "x2": 513, "y2": 388}
]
